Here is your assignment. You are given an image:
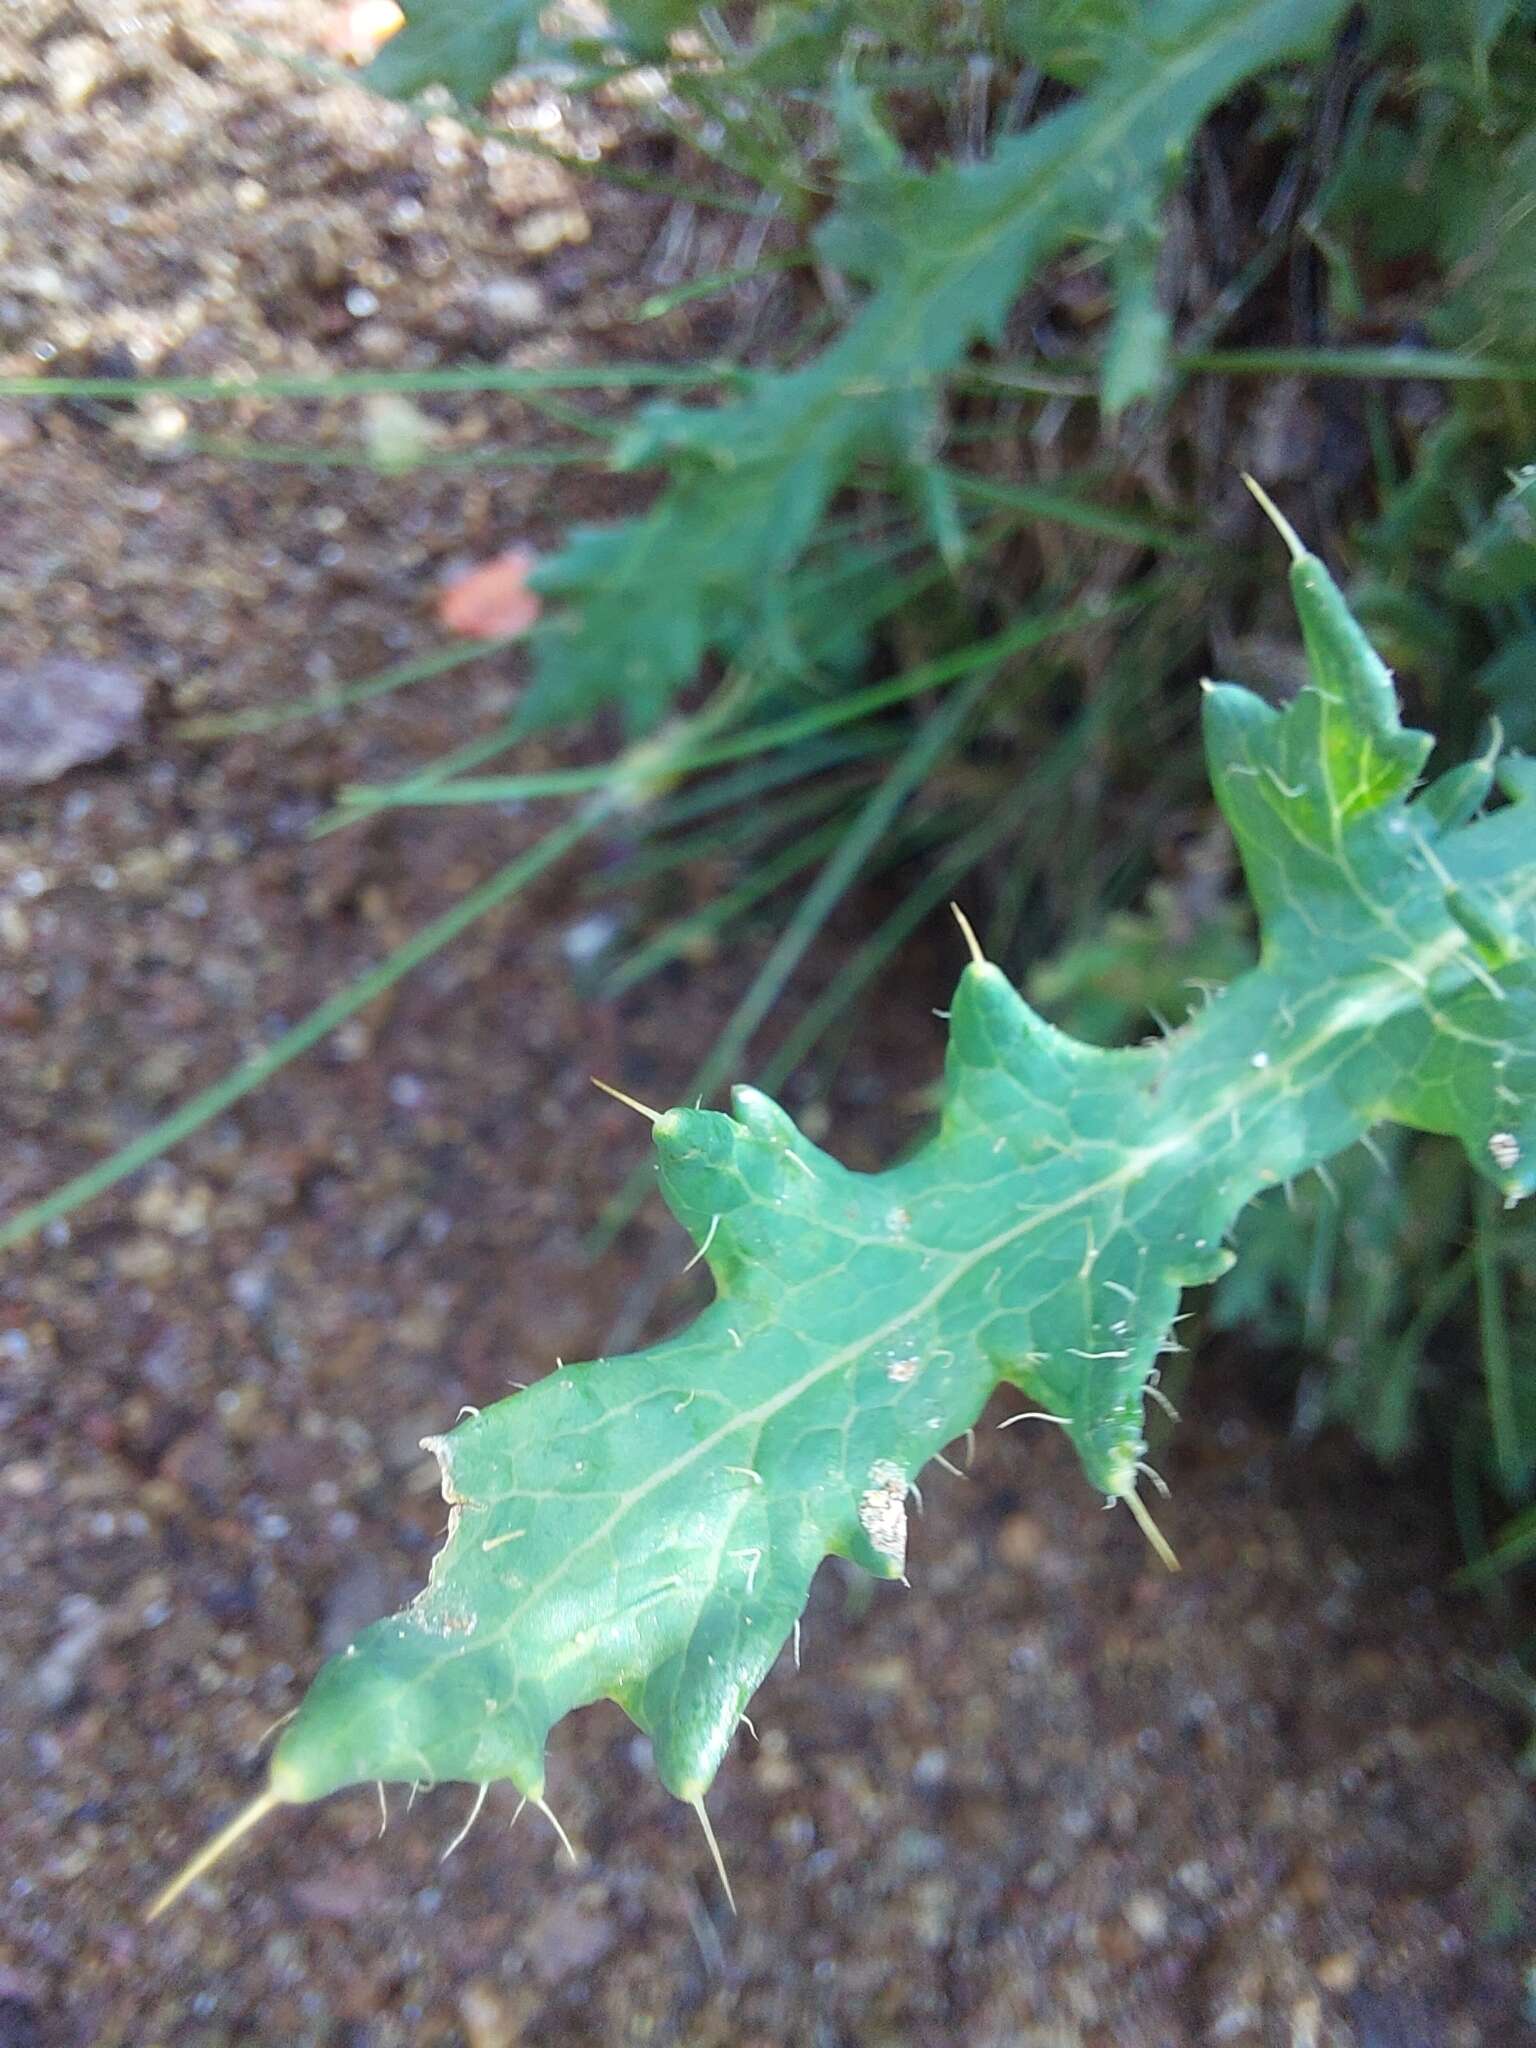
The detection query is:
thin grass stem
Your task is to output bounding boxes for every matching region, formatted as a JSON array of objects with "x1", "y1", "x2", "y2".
[
  {"x1": 0, "y1": 675, "x2": 757, "y2": 1250},
  {"x1": 179, "y1": 437, "x2": 593, "y2": 471},
  {"x1": 348, "y1": 584, "x2": 1163, "y2": 815},
  {"x1": 1476, "y1": 1184, "x2": 1528, "y2": 1494},
  {"x1": 180, "y1": 638, "x2": 514, "y2": 739},
  {"x1": 0, "y1": 365, "x2": 742, "y2": 403},
  {"x1": 0, "y1": 811, "x2": 593, "y2": 1254},
  {"x1": 591, "y1": 658, "x2": 1001, "y2": 1243}
]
